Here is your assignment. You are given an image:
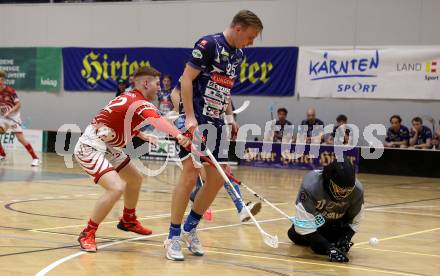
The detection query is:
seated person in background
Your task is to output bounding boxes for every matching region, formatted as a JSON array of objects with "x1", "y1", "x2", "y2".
[
  {"x1": 299, "y1": 108, "x2": 324, "y2": 144},
  {"x1": 158, "y1": 74, "x2": 174, "y2": 115},
  {"x1": 125, "y1": 75, "x2": 134, "y2": 92},
  {"x1": 433, "y1": 123, "x2": 440, "y2": 150},
  {"x1": 409, "y1": 117, "x2": 432, "y2": 149},
  {"x1": 287, "y1": 157, "x2": 364, "y2": 263},
  {"x1": 326, "y1": 114, "x2": 351, "y2": 145},
  {"x1": 384, "y1": 115, "x2": 409, "y2": 148},
  {"x1": 270, "y1": 107, "x2": 293, "y2": 143},
  {"x1": 115, "y1": 78, "x2": 127, "y2": 97}
]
